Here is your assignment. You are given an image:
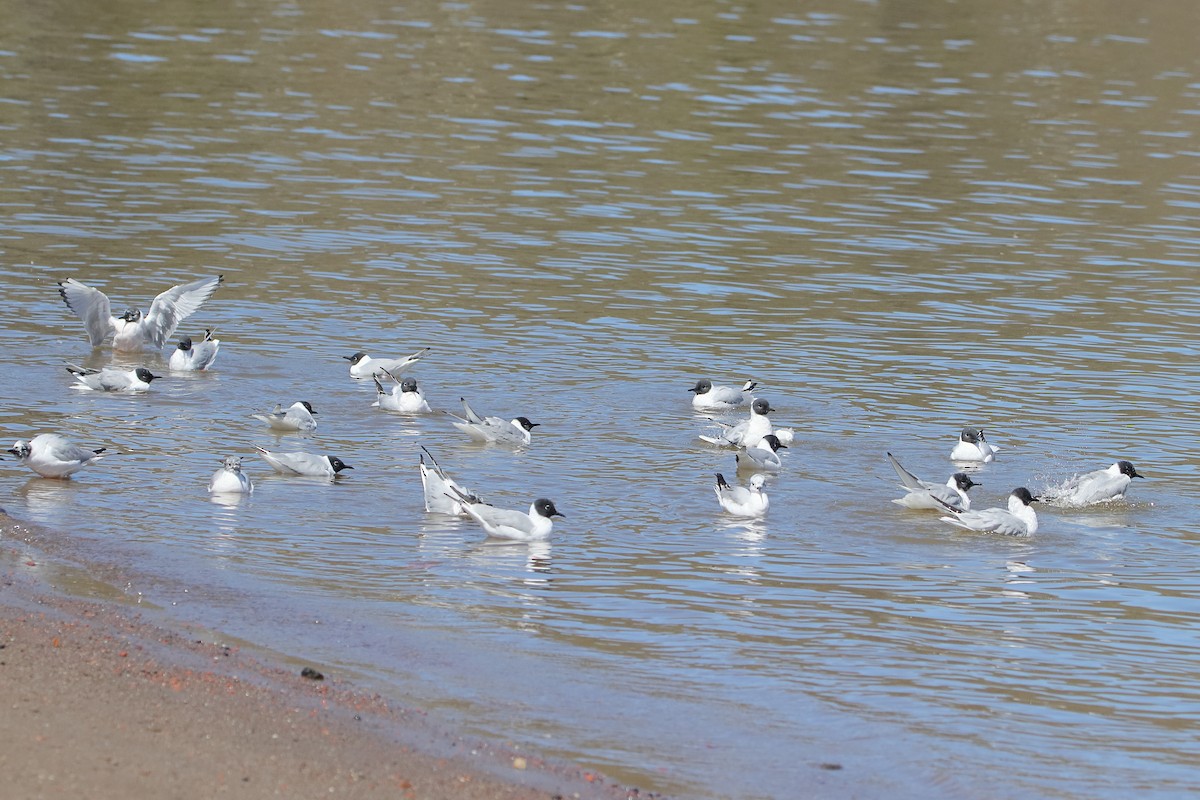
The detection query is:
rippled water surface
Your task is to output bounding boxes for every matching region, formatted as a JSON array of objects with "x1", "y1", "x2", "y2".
[{"x1": 4, "y1": 1, "x2": 1200, "y2": 797}]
